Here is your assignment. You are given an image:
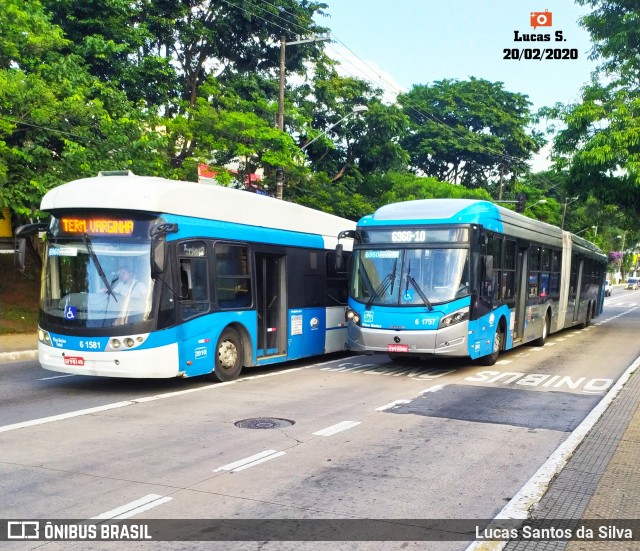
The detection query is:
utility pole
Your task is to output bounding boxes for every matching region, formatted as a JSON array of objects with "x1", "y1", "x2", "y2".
[
  {"x1": 561, "y1": 196, "x2": 579, "y2": 229},
  {"x1": 277, "y1": 36, "x2": 286, "y2": 132},
  {"x1": 275, "y1": 33, "x2": 330, "y2": 200}
]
